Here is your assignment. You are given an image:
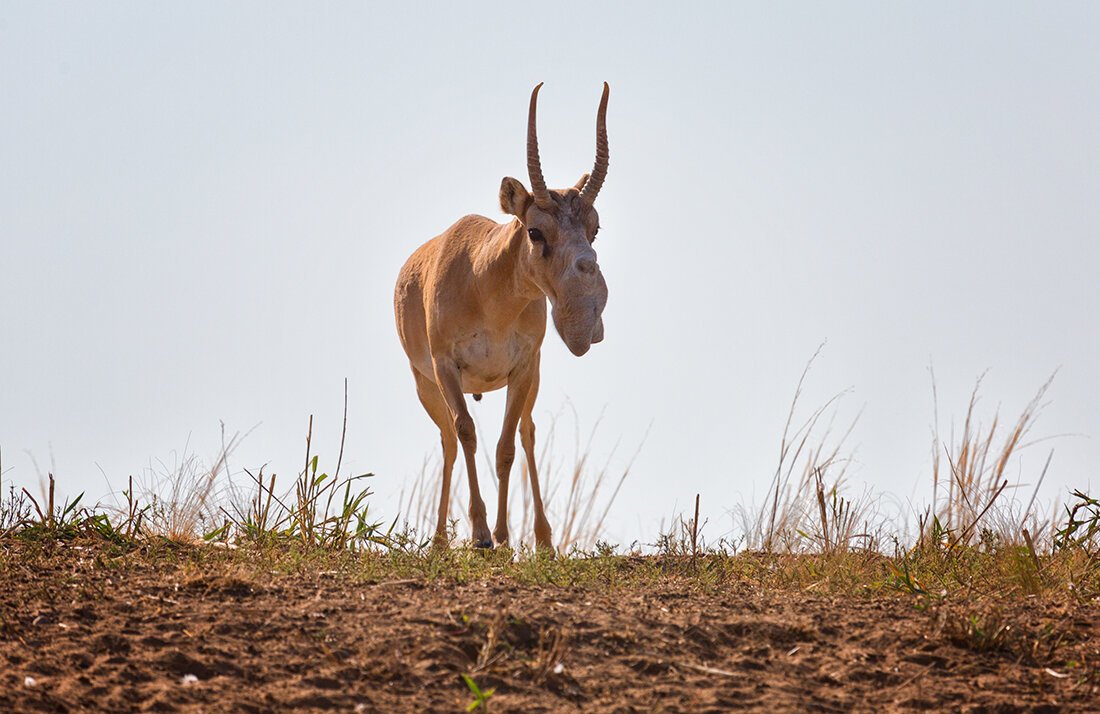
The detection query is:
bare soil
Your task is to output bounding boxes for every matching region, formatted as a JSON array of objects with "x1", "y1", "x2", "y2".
[{"x1": 1, "y1": 542, "x2": 1097, "y2": 713}]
